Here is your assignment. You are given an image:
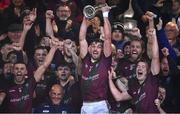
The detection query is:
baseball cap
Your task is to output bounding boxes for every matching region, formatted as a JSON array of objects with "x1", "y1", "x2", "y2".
[
  {"x1": 112, "y1": 22, "x2": 124, "y2": 33},
  {"x1": 8, "y1": 23, "x2": 23, "y2": 32}
]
